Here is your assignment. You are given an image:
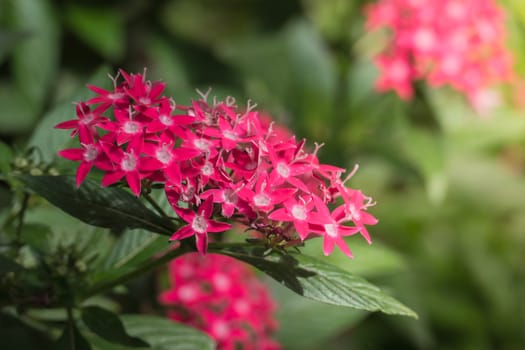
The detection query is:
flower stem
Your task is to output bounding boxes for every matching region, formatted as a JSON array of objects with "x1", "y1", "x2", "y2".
[
  {"x1": 82, "y1": 241, "x2": 193, "y2": 299},
  {"x1": 143, "y1": 192, "x2": 169, "y2": 218}
]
